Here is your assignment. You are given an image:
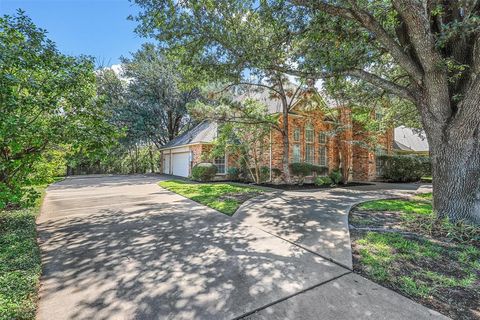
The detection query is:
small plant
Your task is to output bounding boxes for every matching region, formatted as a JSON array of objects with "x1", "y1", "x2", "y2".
[
  {"x1": 329, "y1": 169, "x2": 343, "y2": 185},
  {"x1": 191, "y1": 162, "x2": 217, "y2": 181},
  {"x1": 227, "y1": 167, "x2": 240, "y2": 180},
  {"x1": 315, "y1": 176, "x2": 333, "y2": 186}
]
